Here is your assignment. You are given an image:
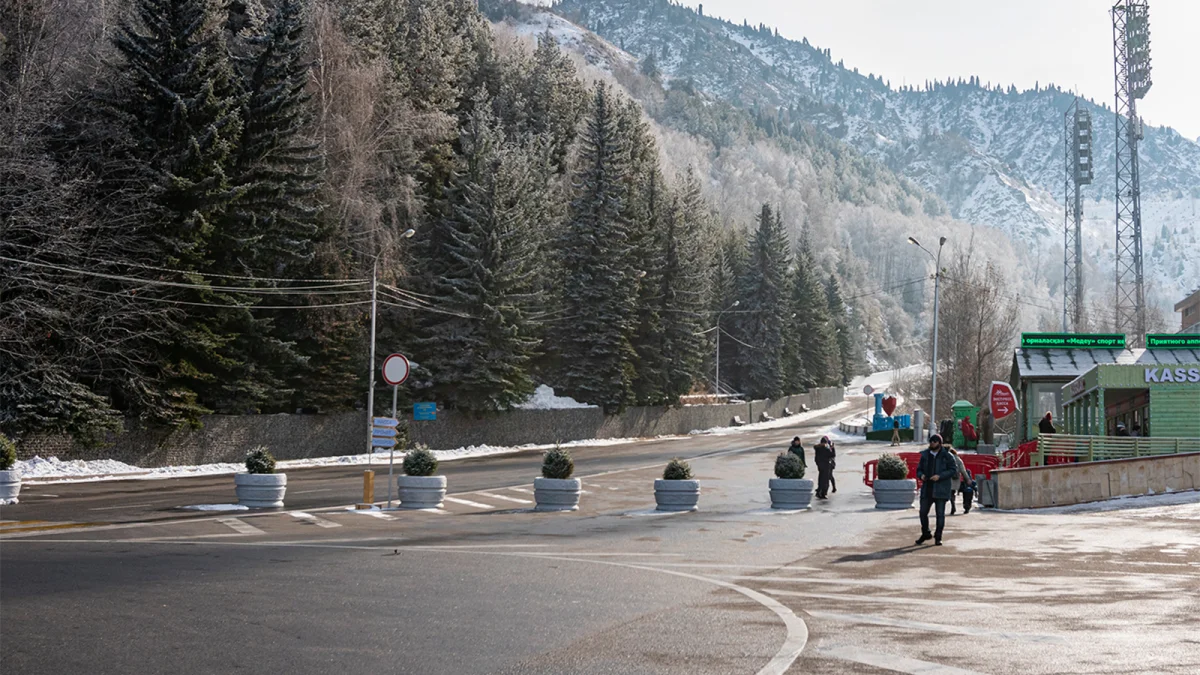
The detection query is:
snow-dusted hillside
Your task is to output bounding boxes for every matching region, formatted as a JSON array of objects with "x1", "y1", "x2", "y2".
[{"x1": 545, "y1": 0, "x2": 1200, "y2": 308}]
